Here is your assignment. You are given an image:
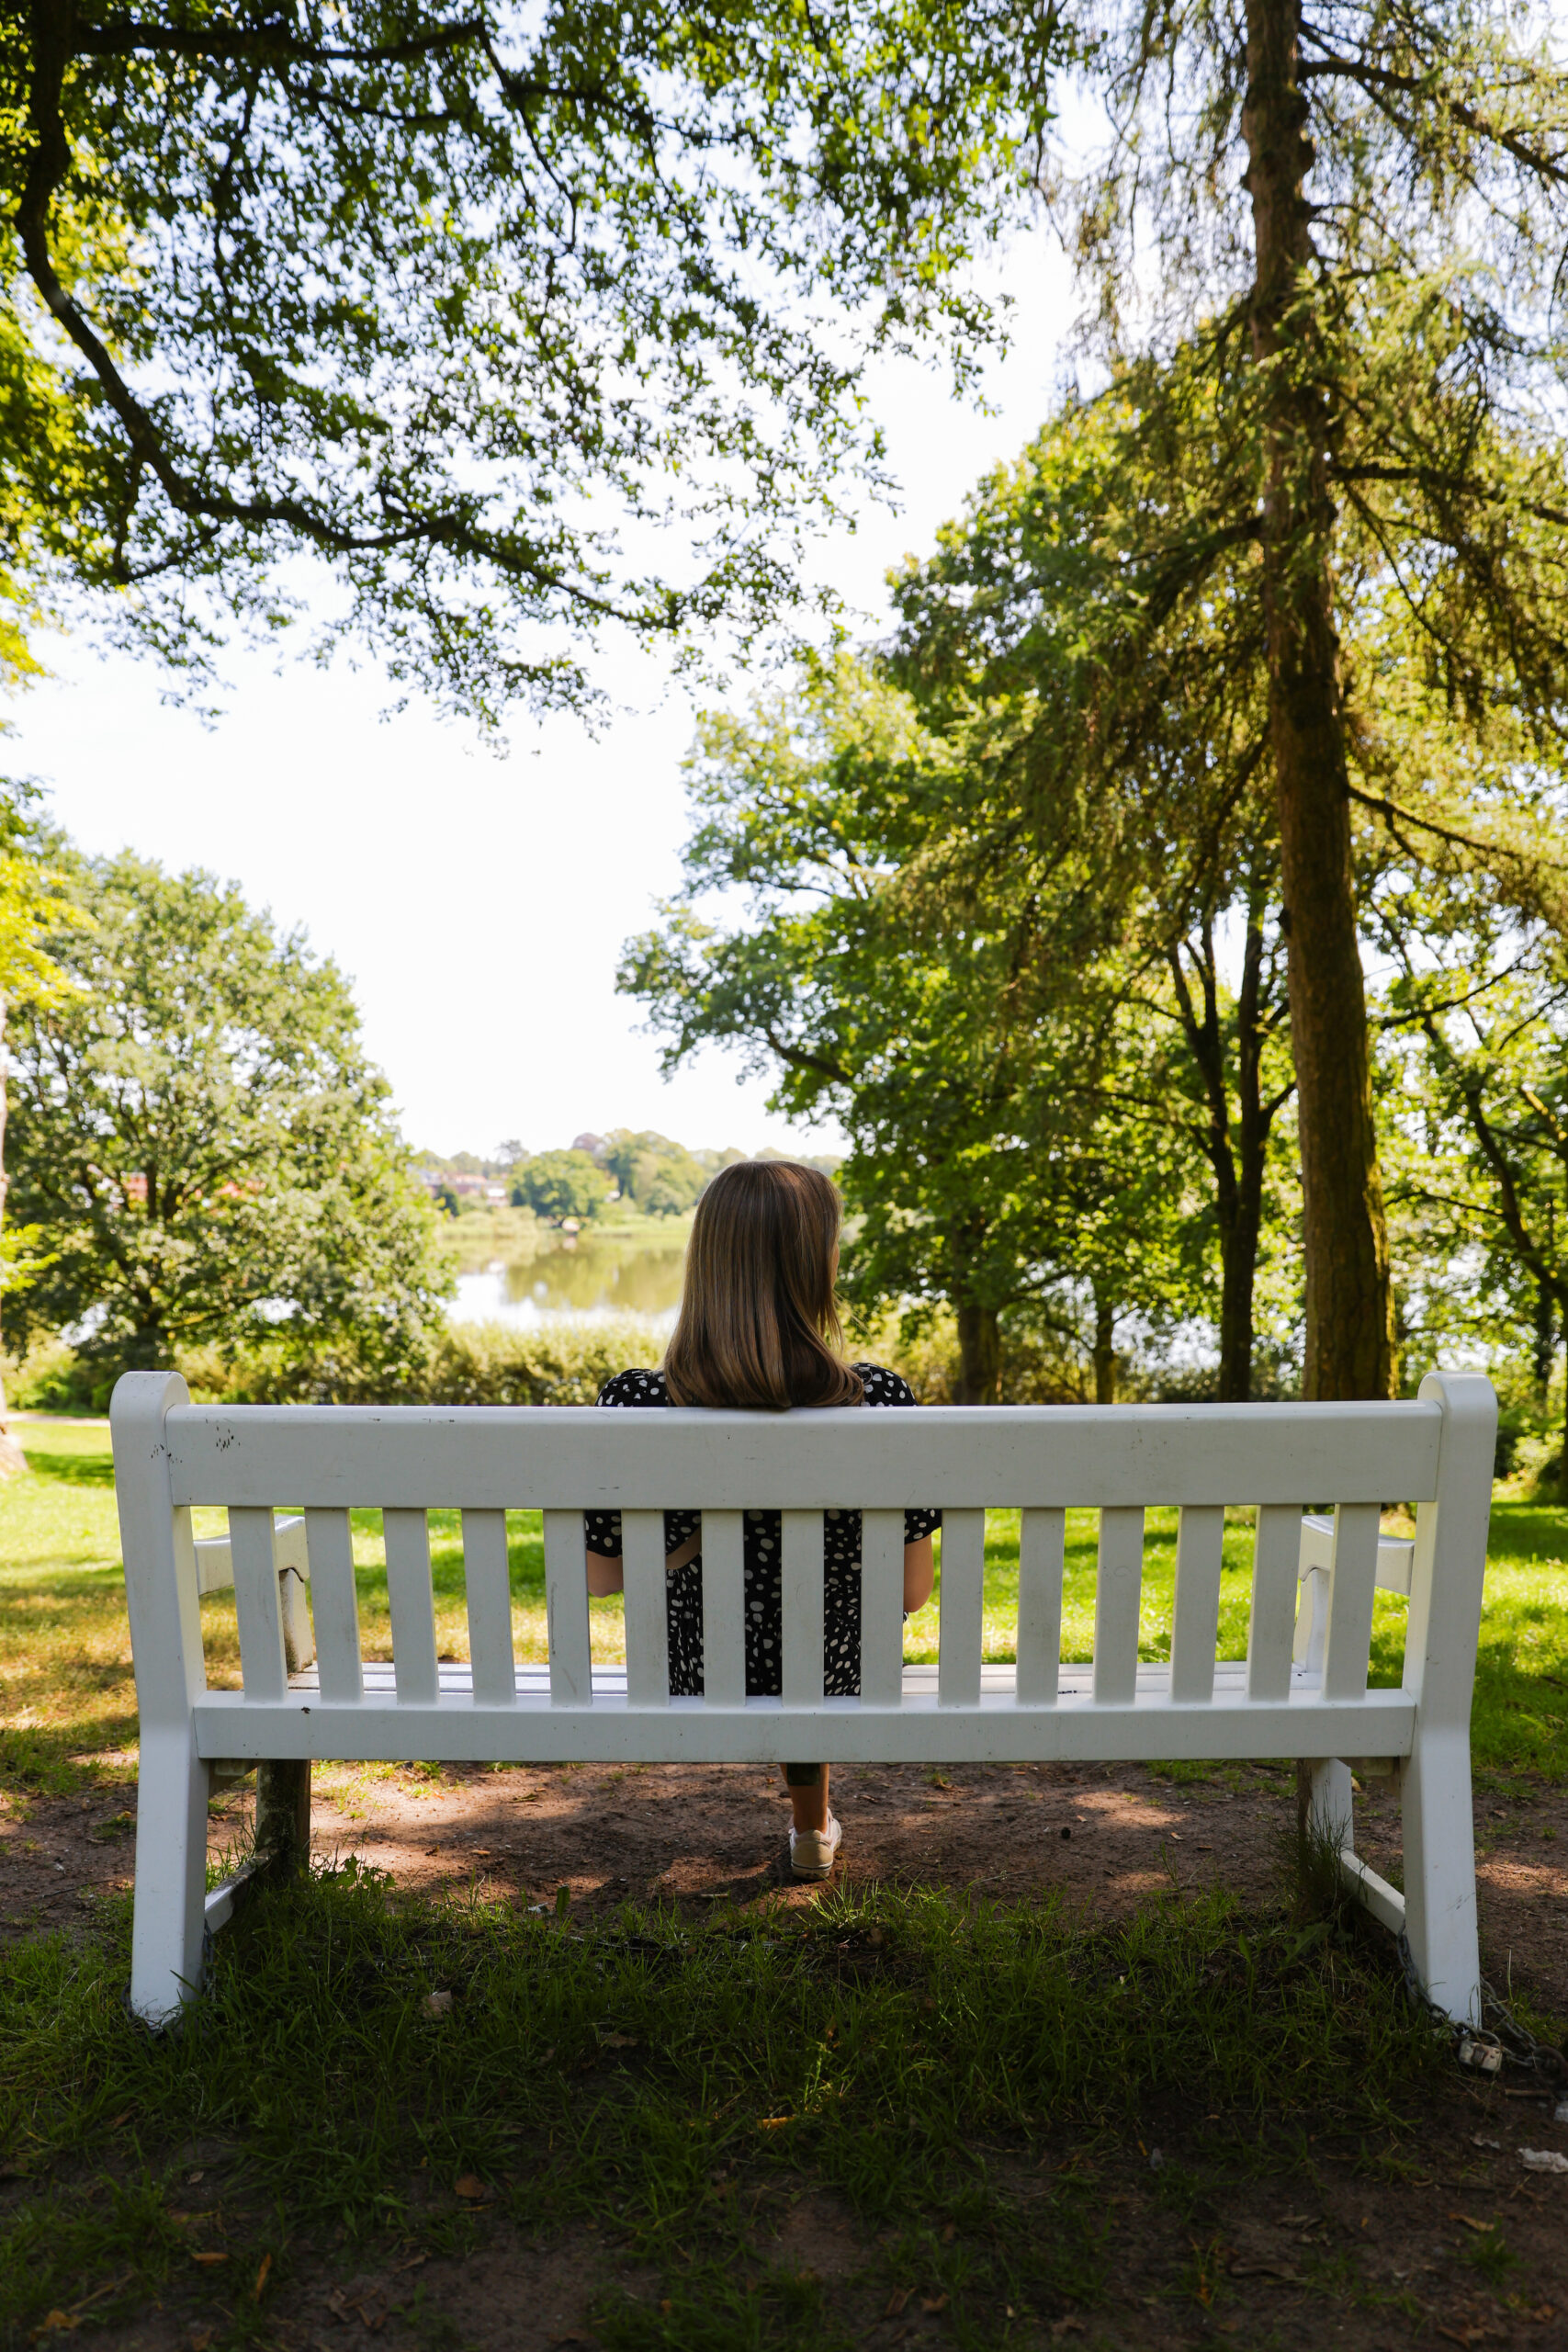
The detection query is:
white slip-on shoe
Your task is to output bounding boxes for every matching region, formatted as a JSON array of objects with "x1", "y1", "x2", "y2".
[{"x1": 789, "y1": 1810, "x2": 843, "y2": 1881}]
